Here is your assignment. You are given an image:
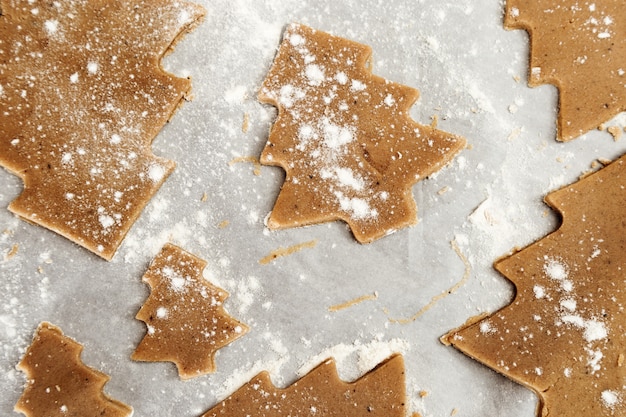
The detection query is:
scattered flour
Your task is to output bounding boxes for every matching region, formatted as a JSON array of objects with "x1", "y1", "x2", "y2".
[
  {"x1": 147, "y1": 164, "x2": 166, "y2": 183},
  {"x1": 601, "y1": 390, "x2": 620, "y2": 408},
  {"x1": 213, "y1": 333, "x2": 290, "y2": 402},
  {"x1": 297, "y1": 338, "x2": 410, "y2": 382},
  {"x1": 44, "y1": 19, "x2": 59, "y2": 34},
  {"x1": 543, "y1": 257, "x2": 568, "y2": 281},
  {"x1": 224, "y1": 85, "x2": 248, "y2": 105}
]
